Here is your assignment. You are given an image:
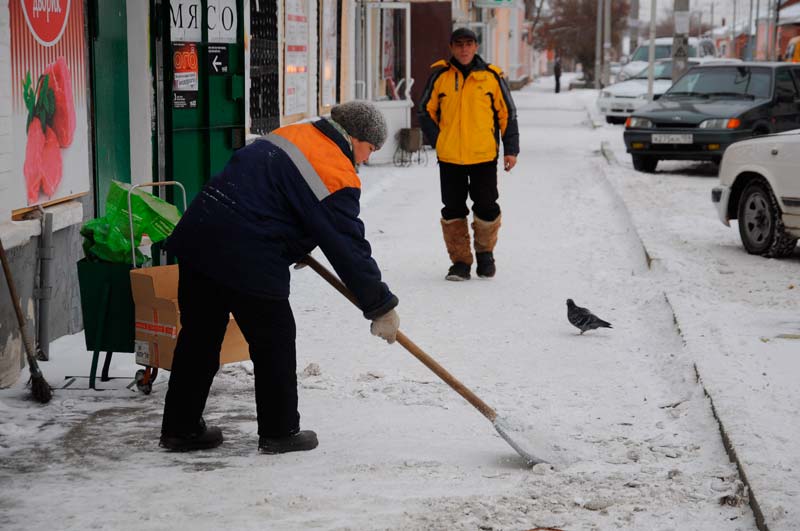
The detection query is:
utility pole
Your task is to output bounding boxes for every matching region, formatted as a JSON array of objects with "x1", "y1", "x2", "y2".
[
  {"x1": 755, "y1": 0, "x2": 761, "y2": 59},
  {"x1": 595, "y1": 0, "x2": 603, "y2": 89},
  {"x1": 746, "y1": 0, "x2": 754, "y2": 60},
  {"x1": 697, "y1": 11, "x2": 703, "y2": 40},
  {"x1": 672, "y1": 0, "x2": 690, "y2": 83},
  {"x1": 630, "y1": 0, "x2": 640, "y2": 55},
  {"x1": 768, "y1": 0, "x2": 778, "y2": 60},
  {"x1": 647, "y1": 0, "x2": 656, "y2": 100},
  {"x1": 603, "y1": 0, "x2": 612, "y2": 86},
  {"x1": 711, "y1": 2, "x2": 715, "y2": 29},
  {"x1": 732, "y1": 0, "x2": 737, "y2": 58}
]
